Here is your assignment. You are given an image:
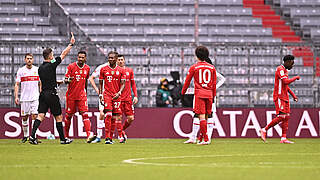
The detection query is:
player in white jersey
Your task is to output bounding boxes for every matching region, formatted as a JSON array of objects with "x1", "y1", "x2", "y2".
[
  {"x1": 14, "y1": 53, "x2": 41, "y2": 143},
  {"x1": 184, "y1": 57, "x2": 225, "y2": 144},
  {"x1": 89, "y1": 61, "x2": 109, "y2": 143}
]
